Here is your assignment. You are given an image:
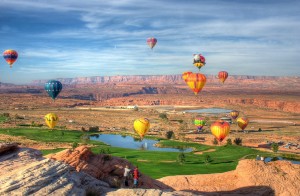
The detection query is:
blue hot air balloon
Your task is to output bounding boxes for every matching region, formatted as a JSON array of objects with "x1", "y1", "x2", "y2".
[{"x1": 44, "y1": 80, "x2": 62, "y2": 100}]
